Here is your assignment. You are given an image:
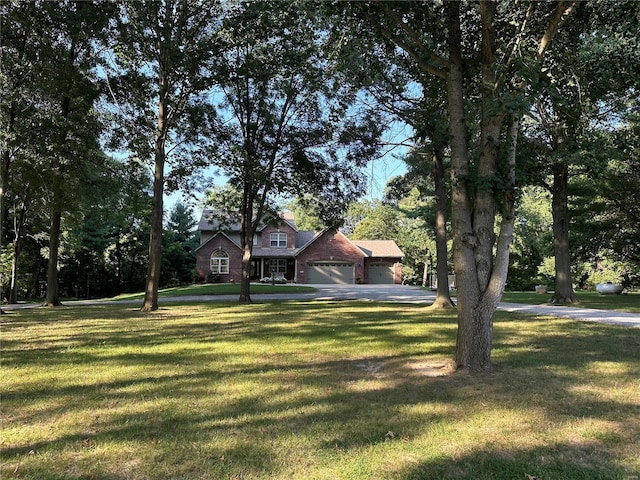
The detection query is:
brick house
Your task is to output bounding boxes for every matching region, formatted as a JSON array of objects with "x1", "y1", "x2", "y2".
[{"x1": 195, "y1": 210, "x2": 404, "y2": 284}]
